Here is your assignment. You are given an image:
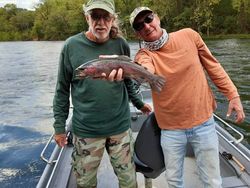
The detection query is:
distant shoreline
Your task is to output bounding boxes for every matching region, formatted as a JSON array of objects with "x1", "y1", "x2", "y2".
[{"x1": 1, "y1": 34, "x2": 250, "y2": 42}]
